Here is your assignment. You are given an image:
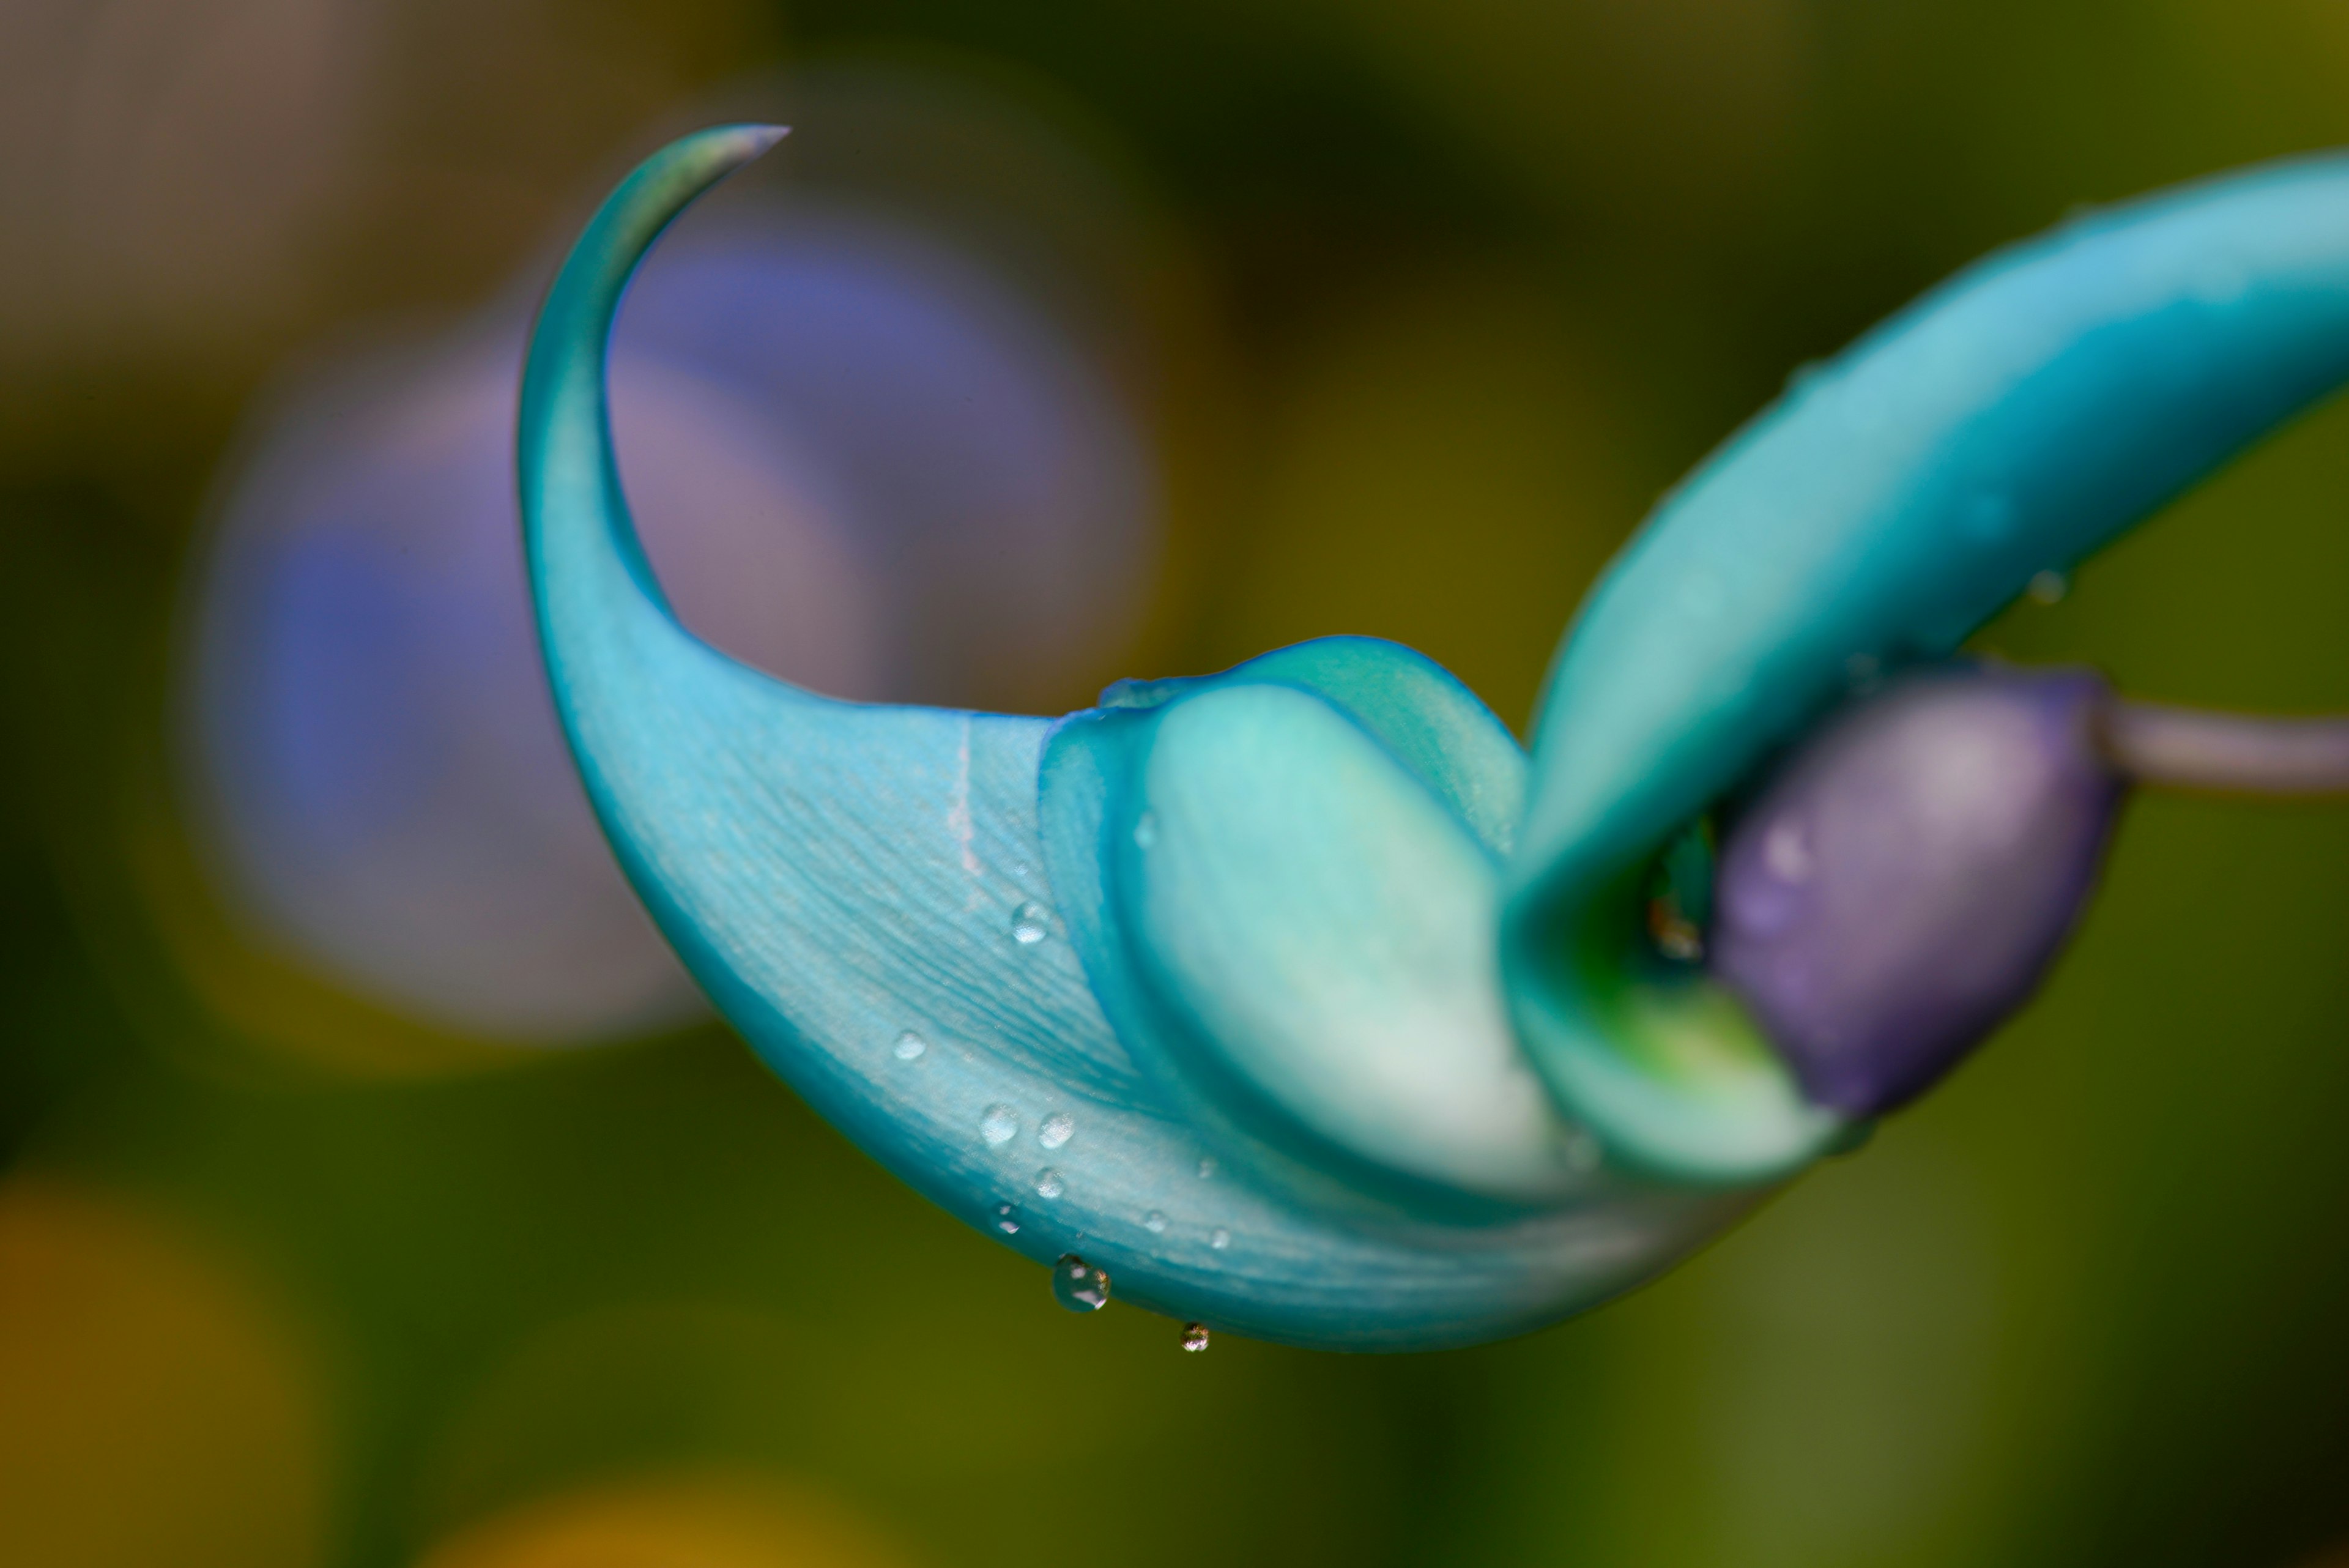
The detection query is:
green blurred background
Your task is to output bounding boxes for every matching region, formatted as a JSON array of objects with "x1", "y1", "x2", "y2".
[{"x1": 9, "y1": 2, "x2": 2349, "y2": 1565}]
